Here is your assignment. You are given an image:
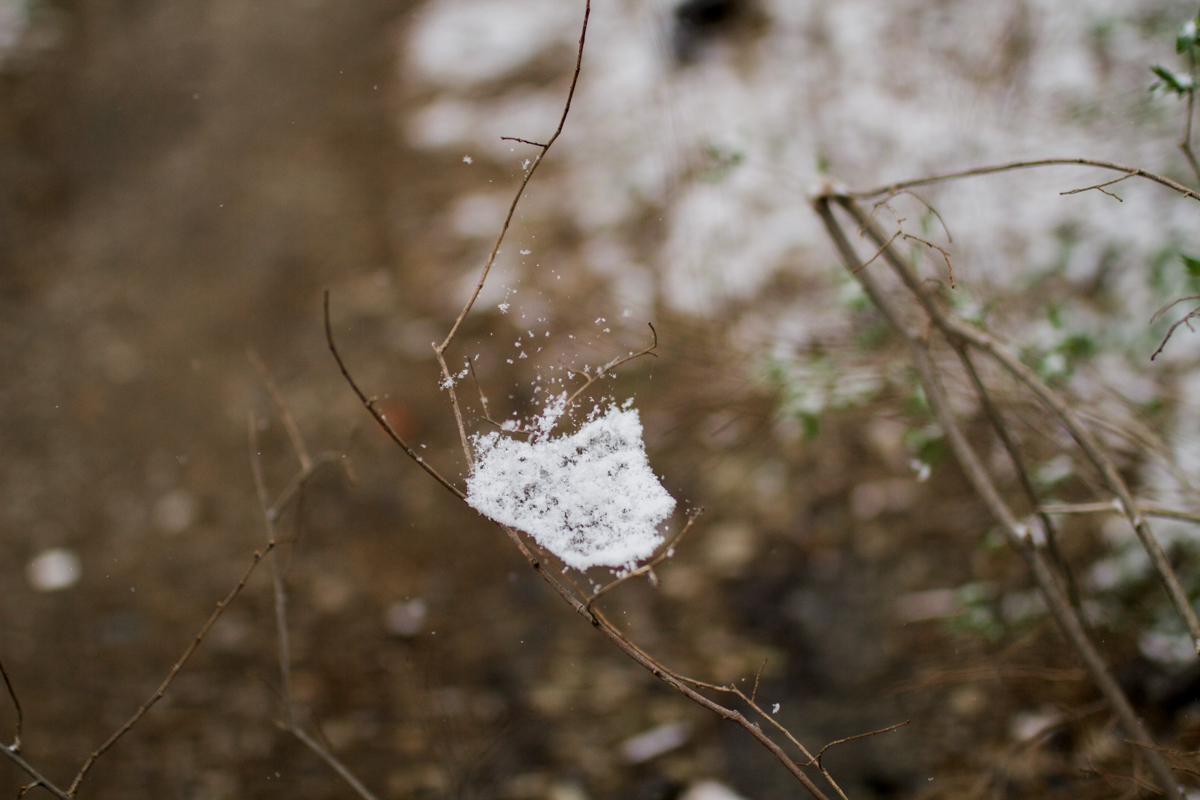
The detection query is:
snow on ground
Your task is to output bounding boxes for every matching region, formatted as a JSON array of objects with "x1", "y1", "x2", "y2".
[
  {"x1": 403, "y1": 0, "x2": 1200, "y2": 316},
  {"x1": 404, "y1": 0, "x2": 1200, "y2": 550}
]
